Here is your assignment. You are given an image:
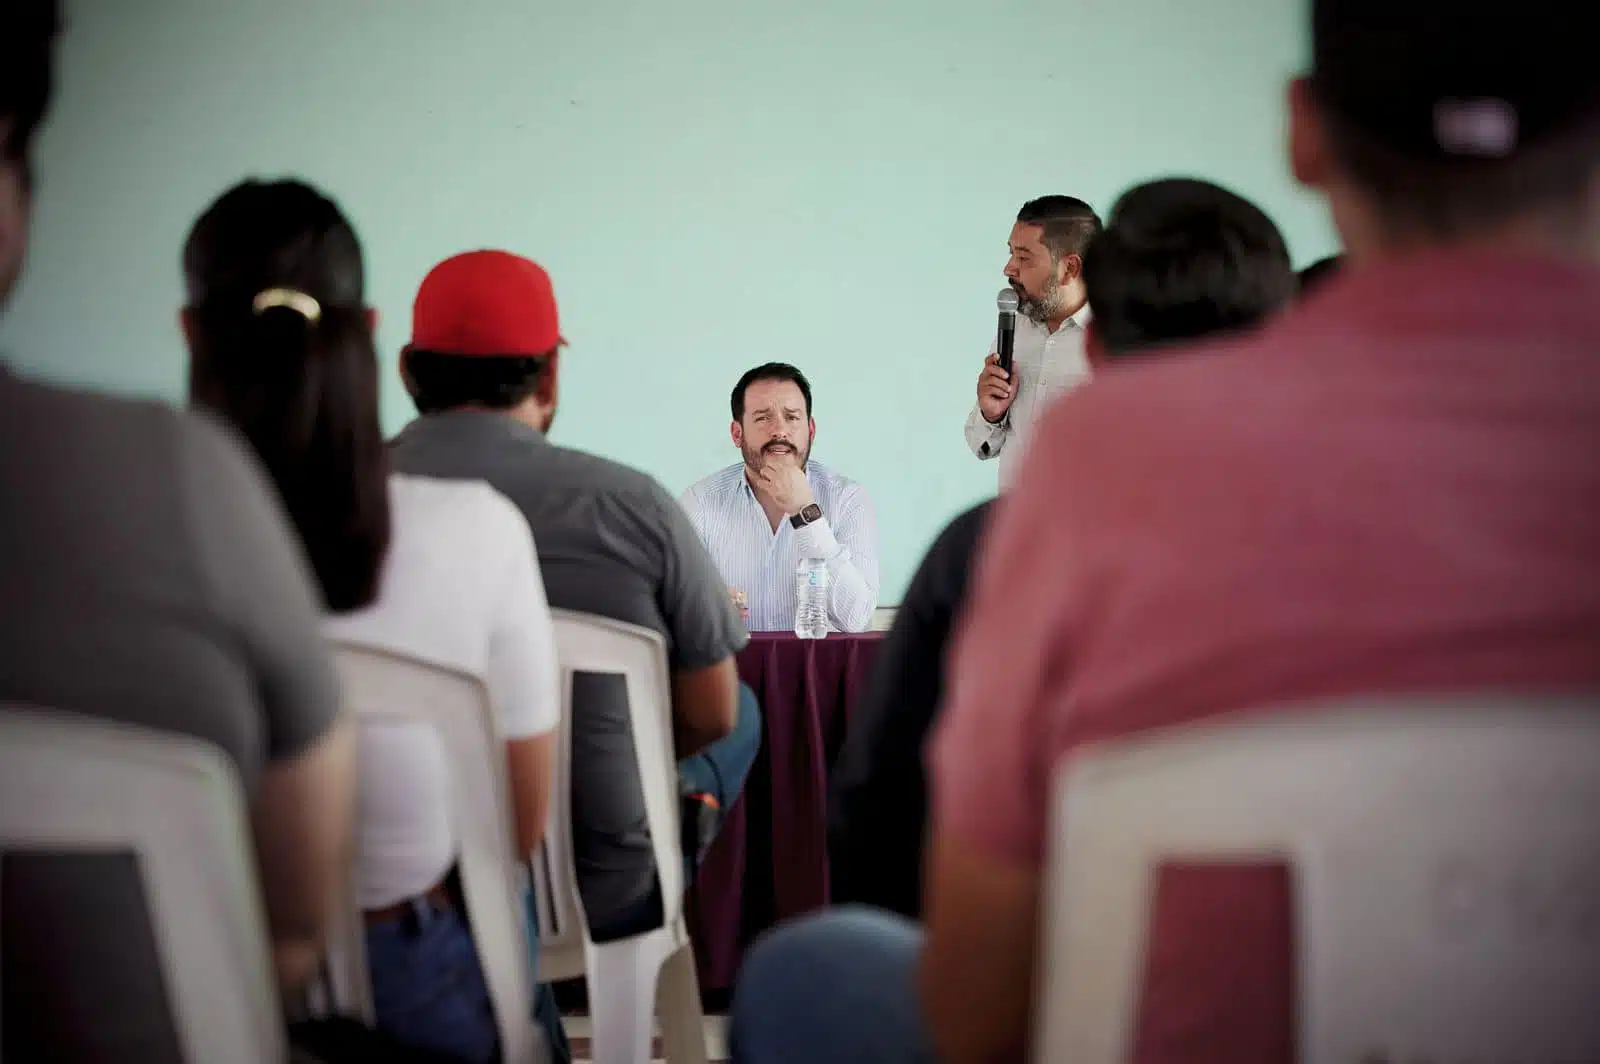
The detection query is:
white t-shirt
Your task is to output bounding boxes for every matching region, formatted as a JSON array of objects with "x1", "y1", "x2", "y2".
[{"x1": 324, "y1": 474, "x2": 560, "y2": 909}]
